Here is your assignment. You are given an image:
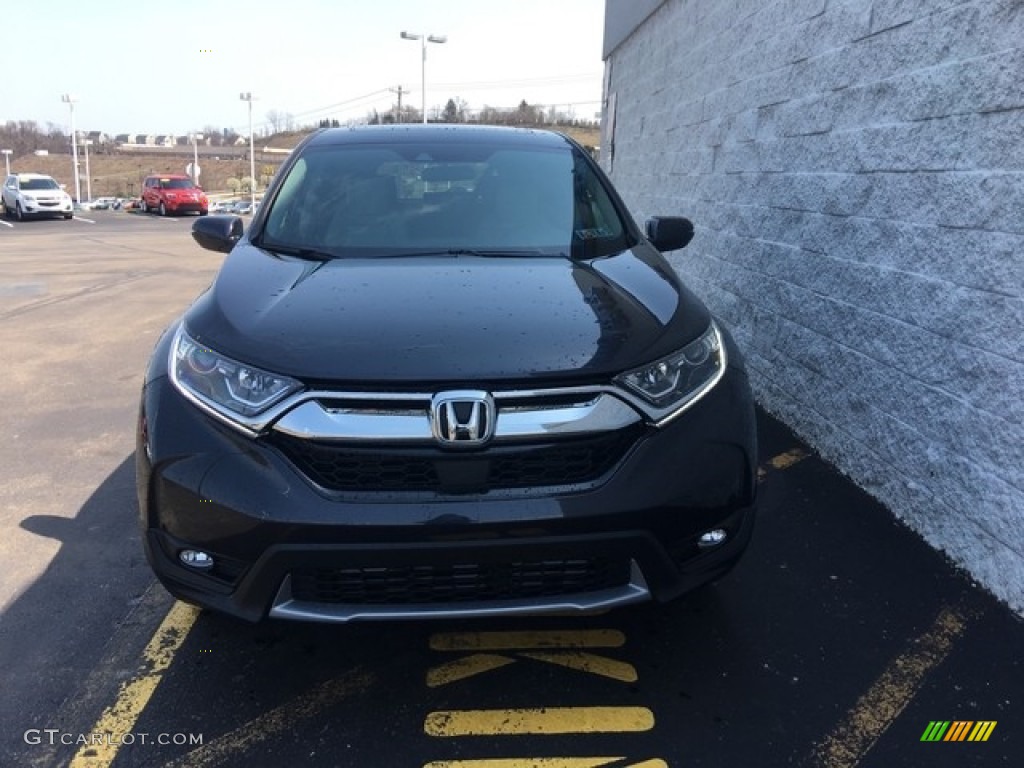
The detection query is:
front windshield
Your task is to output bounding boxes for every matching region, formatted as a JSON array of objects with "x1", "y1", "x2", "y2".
[
  {"x1": 161, "y1": 179, "x2": 195, "y2": 189},
  {"x1": 261, "y1": 140, "x2": 631, "y2": 258},
  {"x1": 20, "y1": 177, "x2": 60, "y2": 191}
]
